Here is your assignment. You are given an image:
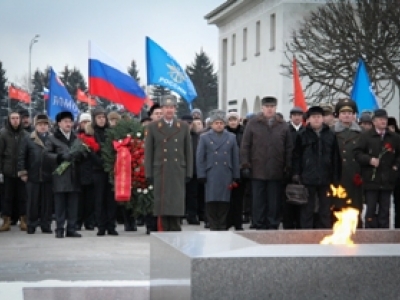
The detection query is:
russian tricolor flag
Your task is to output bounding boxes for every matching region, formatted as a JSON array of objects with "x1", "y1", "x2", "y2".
[
  {"x1": 43, "y1": 87, "x2": 49, "y2": 100},
  {"x1": 88, "y1": 41, "x2": 146, "y2": 114}
]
